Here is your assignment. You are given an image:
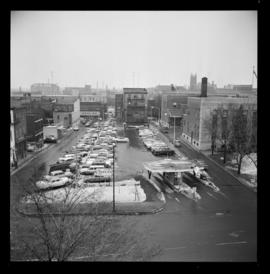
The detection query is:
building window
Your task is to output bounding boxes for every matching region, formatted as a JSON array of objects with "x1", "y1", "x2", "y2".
[{"x1": 57, "y1": 115, "x2": 60, "y2": 120}]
